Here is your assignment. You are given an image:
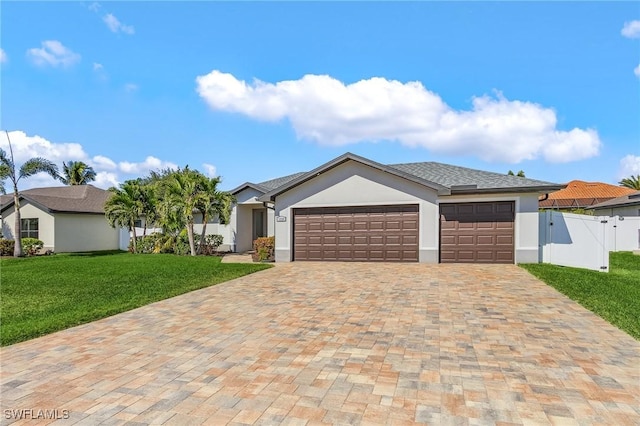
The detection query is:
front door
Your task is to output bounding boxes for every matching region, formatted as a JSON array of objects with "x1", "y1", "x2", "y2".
[{"x1": 252, "y1": 209, "x2": 266, "y2": 242}]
